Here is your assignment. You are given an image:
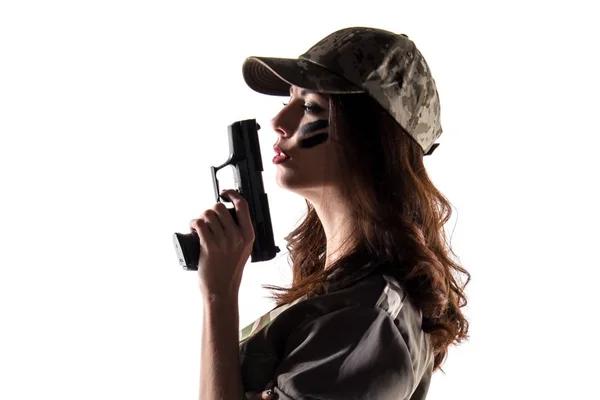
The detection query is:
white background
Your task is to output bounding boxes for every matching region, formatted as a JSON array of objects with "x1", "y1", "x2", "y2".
[{"x1": 1, "y1": 0, "x2": 598, "y2": 399}]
